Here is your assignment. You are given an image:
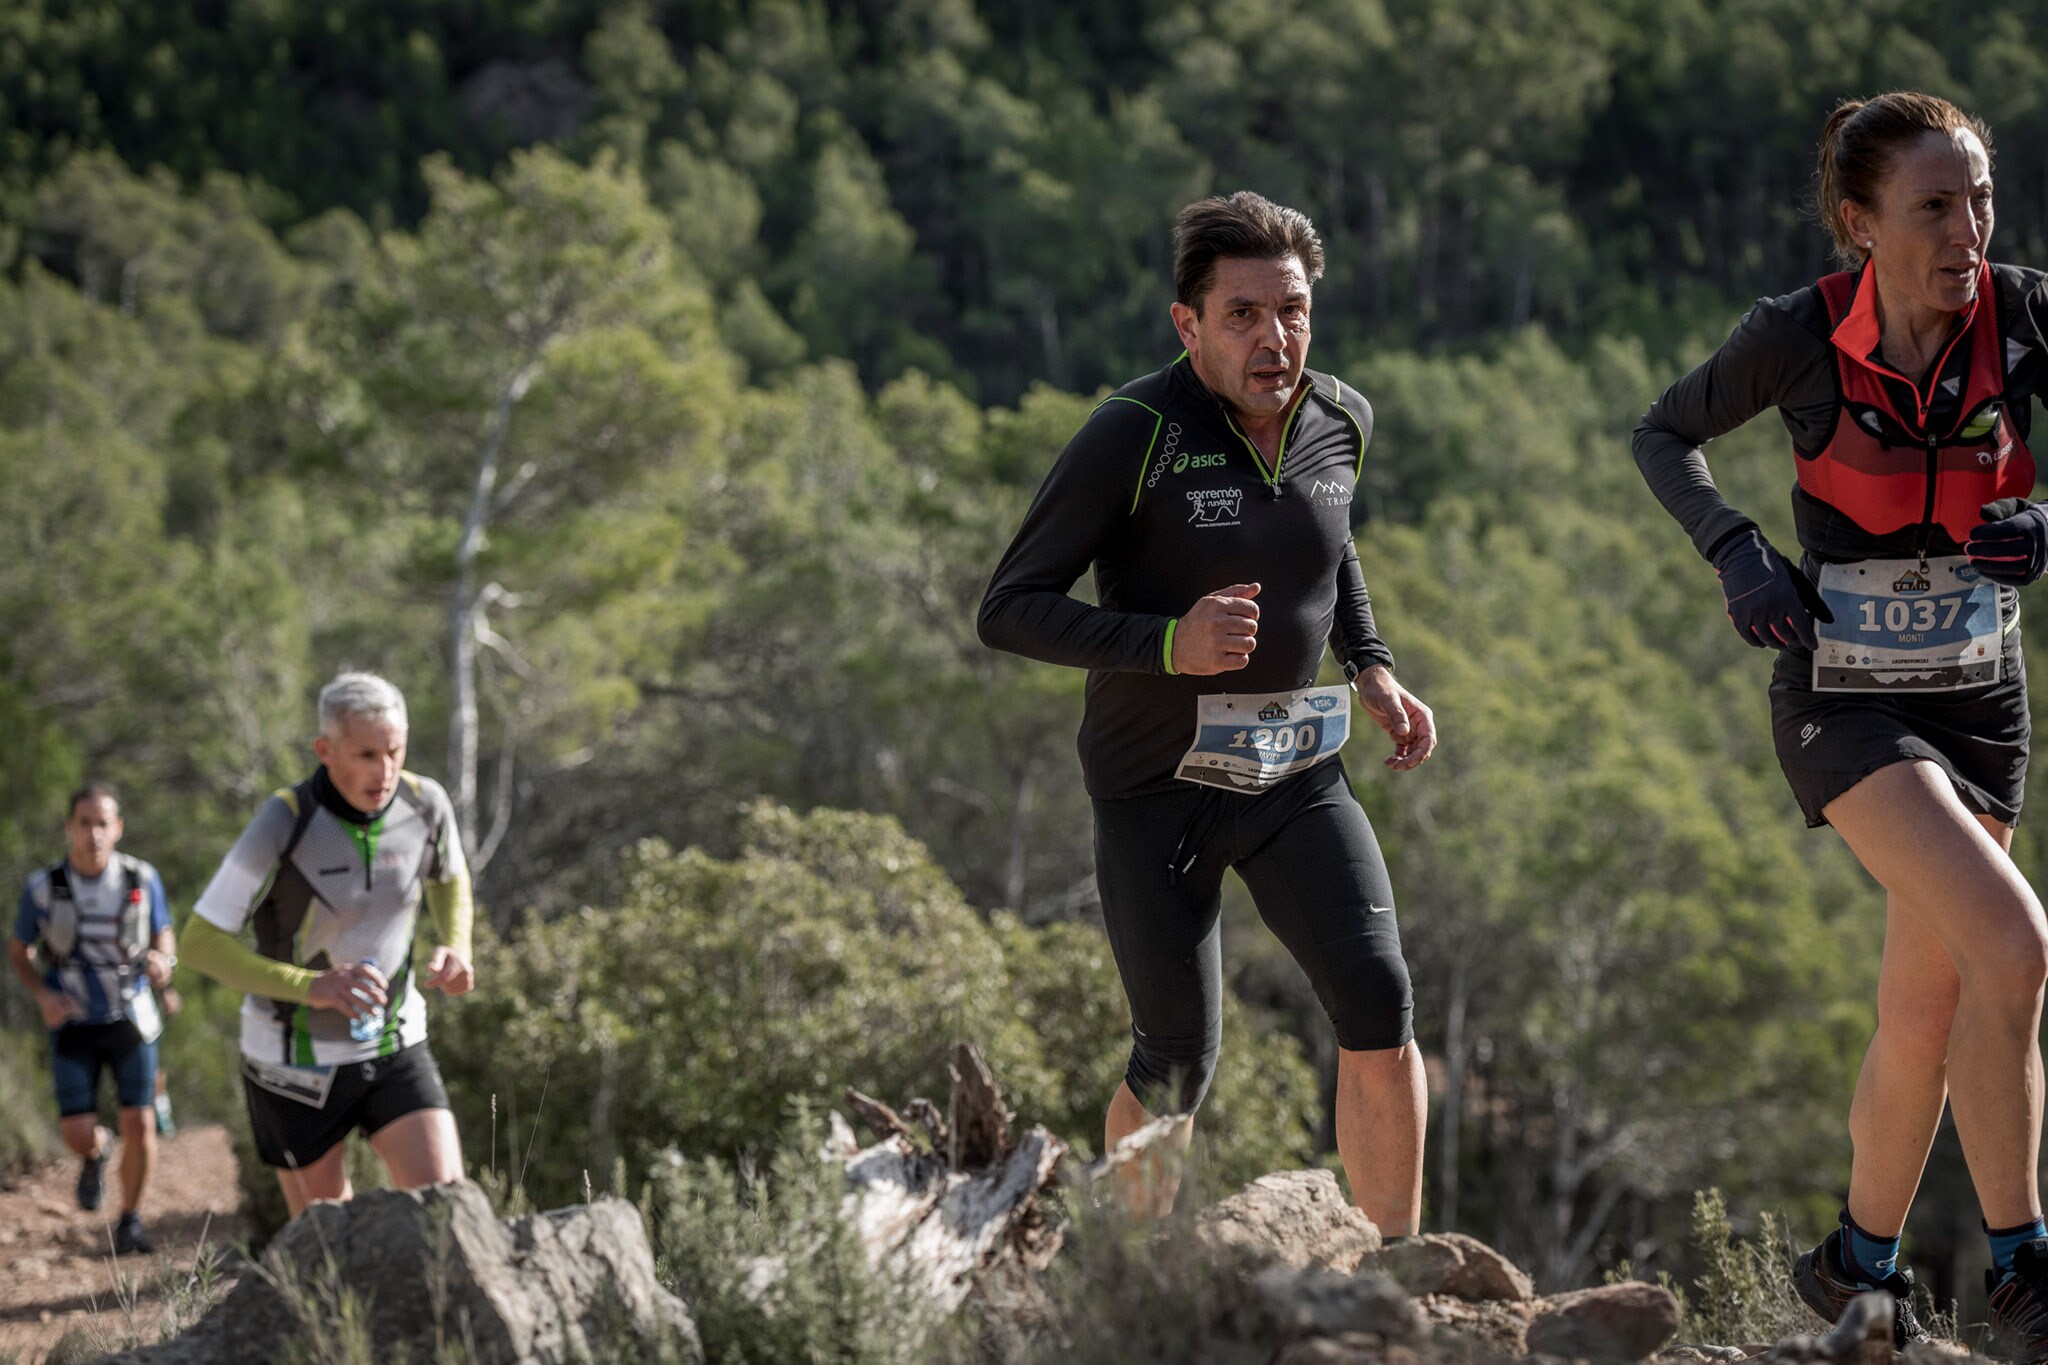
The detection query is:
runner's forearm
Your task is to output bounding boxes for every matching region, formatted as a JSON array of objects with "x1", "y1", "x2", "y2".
[
  {"x1": 1632, "y1": 420, "x2": 1757, "y2": 563},
  {"x1": 180, "y1": 917, "x2": 315, "y2": 1004},
  {"x1": 1631, "y1": 300, "x2": 1809, "y2": 562},
  {"x1": 1329, "y1": 542, "x2": 1396, "y2": 675},
  {"x1": 7, "y1": 938, "x2": 47, "y2": 997},
  {"x1": 979, "y1": 588, "x2": 1175, "y2": 673},
  {"x1": 425, "y1": 876, "x2": 474, "y2": 960}
]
